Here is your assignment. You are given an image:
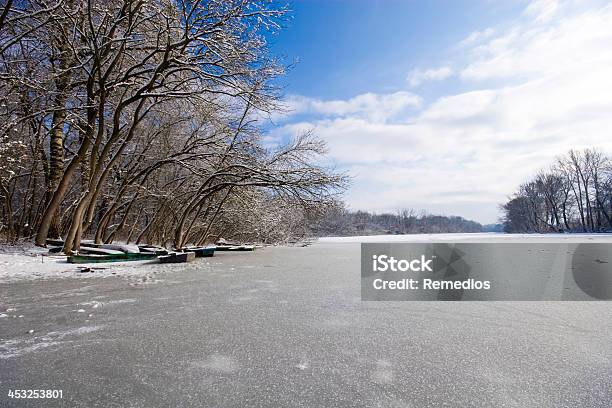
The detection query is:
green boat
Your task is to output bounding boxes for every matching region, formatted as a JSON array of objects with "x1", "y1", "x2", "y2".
[{"x1": 67, "y1": 252, "x2": 158, "y2": 264}]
